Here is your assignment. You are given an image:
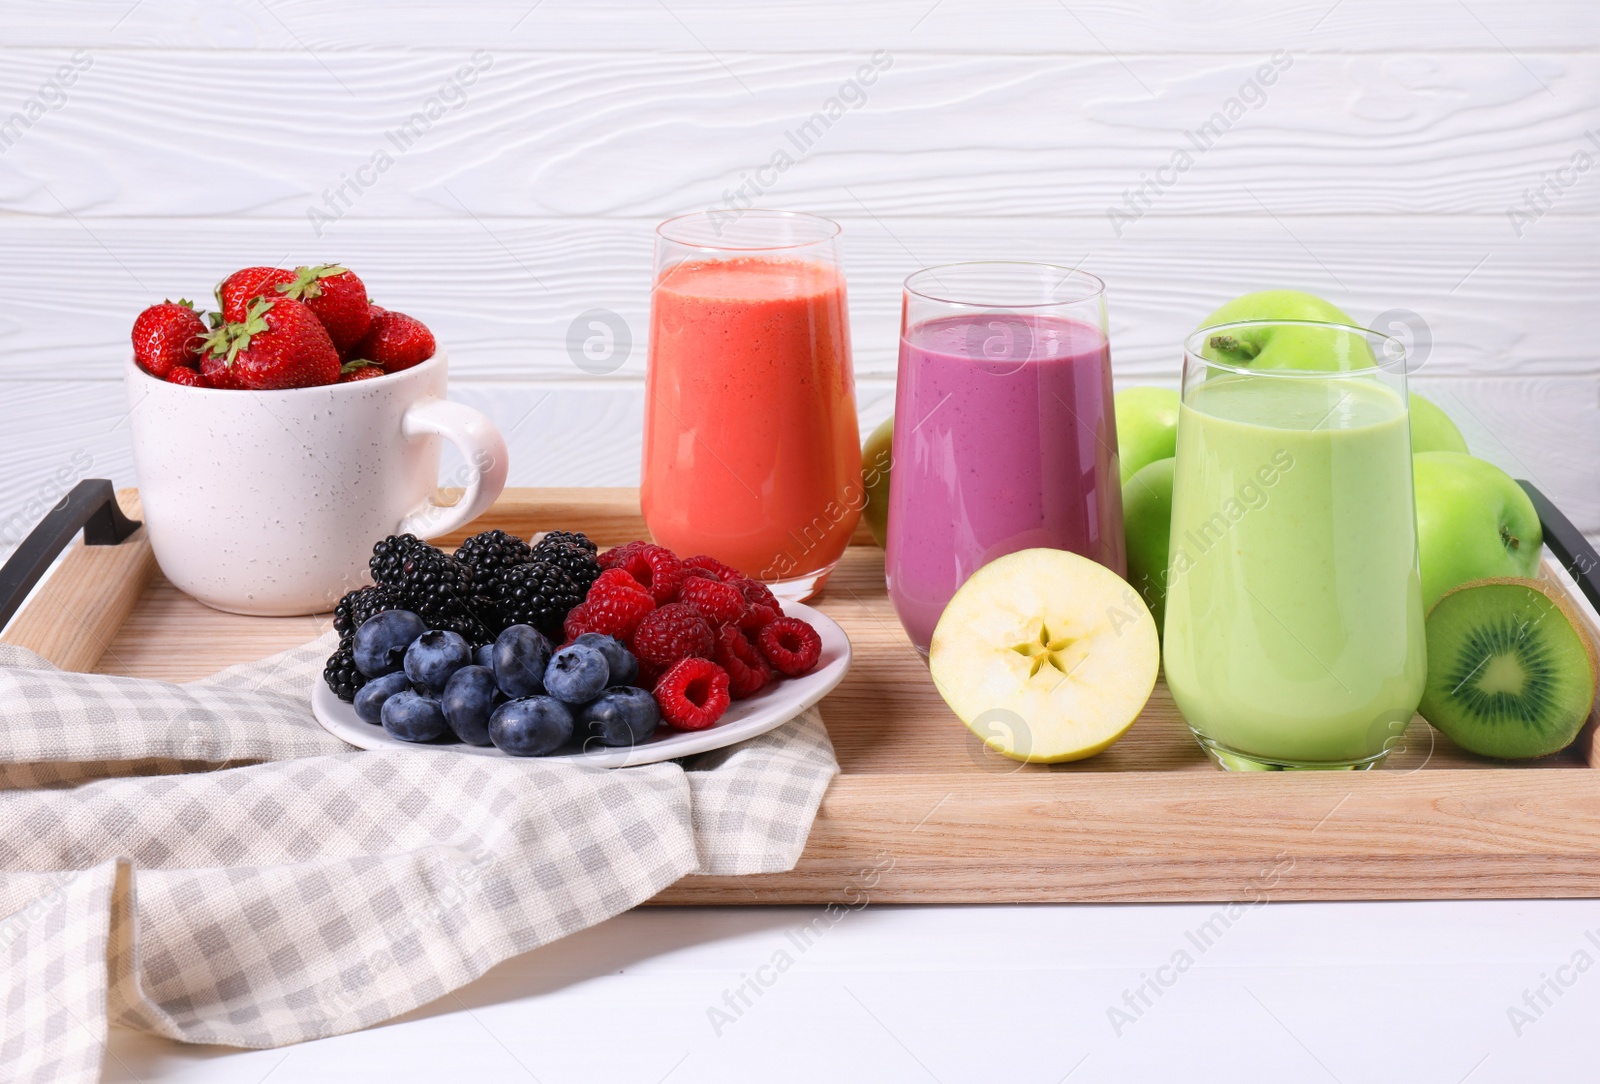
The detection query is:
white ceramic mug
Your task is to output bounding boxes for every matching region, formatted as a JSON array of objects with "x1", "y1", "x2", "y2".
[{"x1": 126, "y1": 350, "x2": 507, "y2": 616}]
